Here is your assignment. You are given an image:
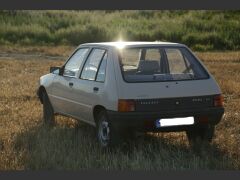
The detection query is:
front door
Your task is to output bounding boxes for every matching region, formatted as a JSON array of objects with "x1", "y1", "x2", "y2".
[{"x1": 49, "y1": 48, "x2": 90, "y2": 116}]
